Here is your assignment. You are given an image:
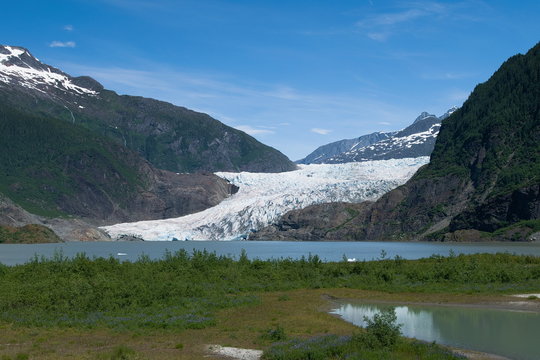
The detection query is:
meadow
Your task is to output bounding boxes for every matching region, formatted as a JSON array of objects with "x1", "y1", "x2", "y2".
[{"x1": 1, "y1": 250, "x2": 539, "y2": 359}]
